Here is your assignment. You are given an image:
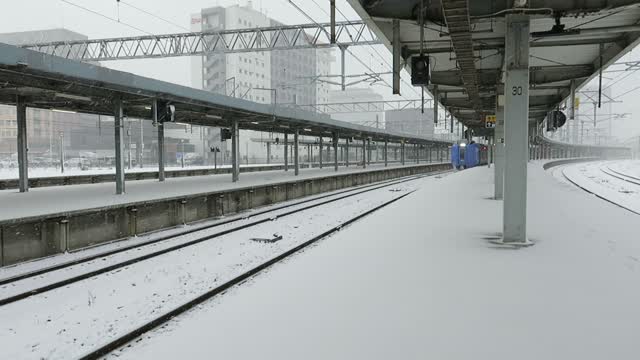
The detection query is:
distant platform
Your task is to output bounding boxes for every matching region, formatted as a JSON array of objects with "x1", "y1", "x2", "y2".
[
  {"x1": 114, "y1": 161, "x2": 640, "y2": 359},
  {"x1": 0, "y1": 162, "x2": 432, "y2": 222}
]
